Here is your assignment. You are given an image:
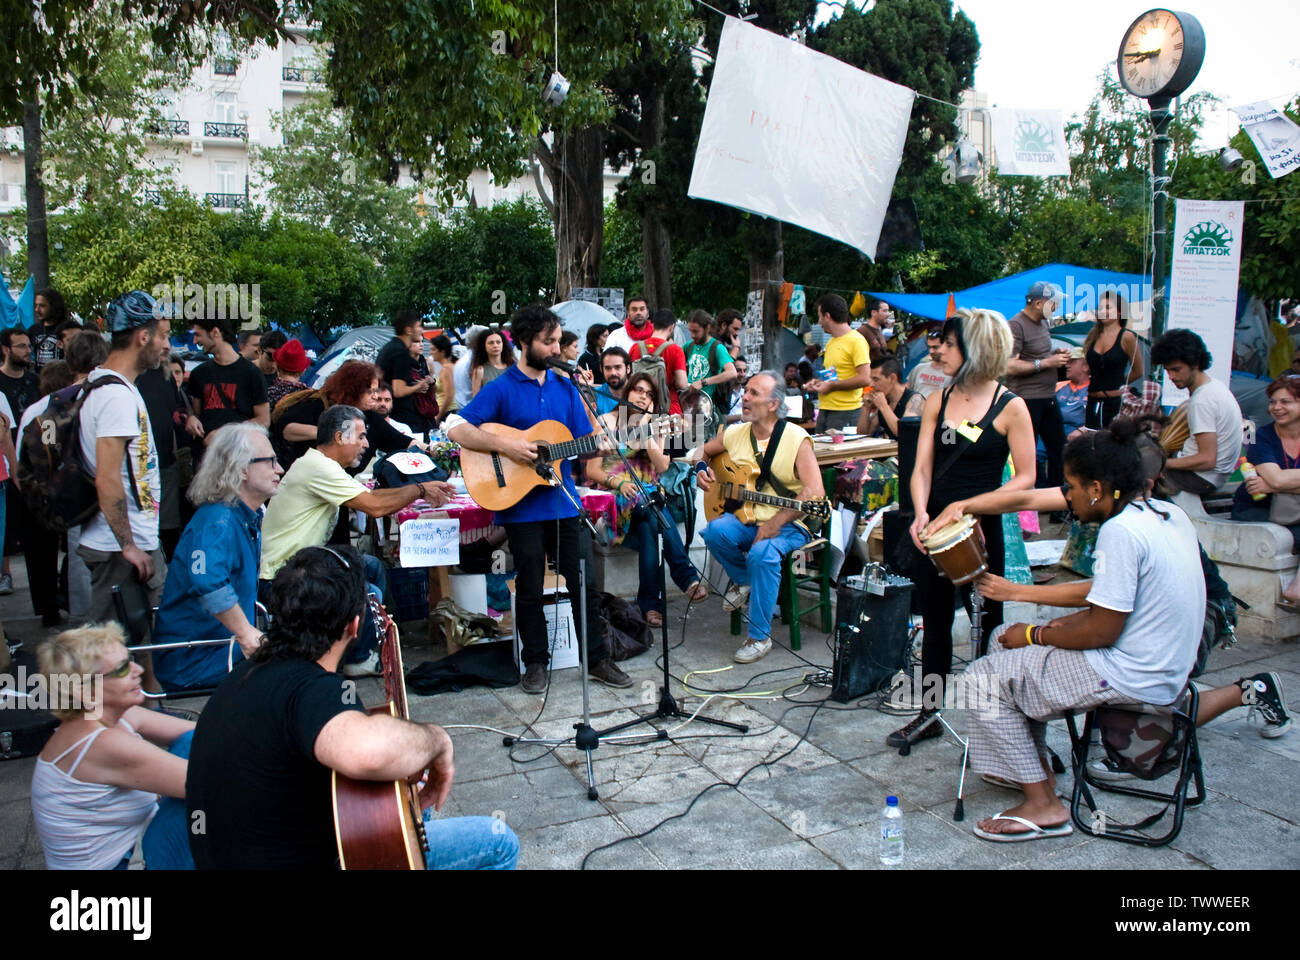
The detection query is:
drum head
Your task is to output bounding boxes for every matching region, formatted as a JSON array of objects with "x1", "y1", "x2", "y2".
[{"x1": 922, "y1": 514, "x2": 977, "y2": 552}]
